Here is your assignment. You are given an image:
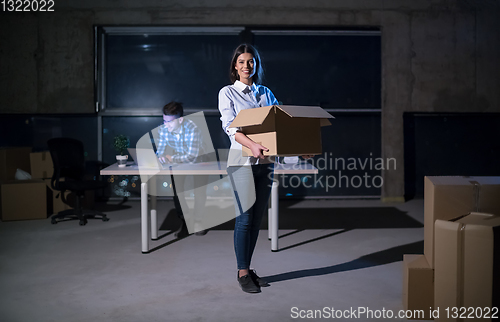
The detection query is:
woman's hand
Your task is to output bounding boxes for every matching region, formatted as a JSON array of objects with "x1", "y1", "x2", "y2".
[
  {"x1": 250, "y1": 142, "x2": 269, "y2": 159},
  {"x1": 235, "y1": 132, "x2": 269, "y2": 159},
  {"x1": 301, "y1": 155, "x2": 314, "y2": 159}
]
